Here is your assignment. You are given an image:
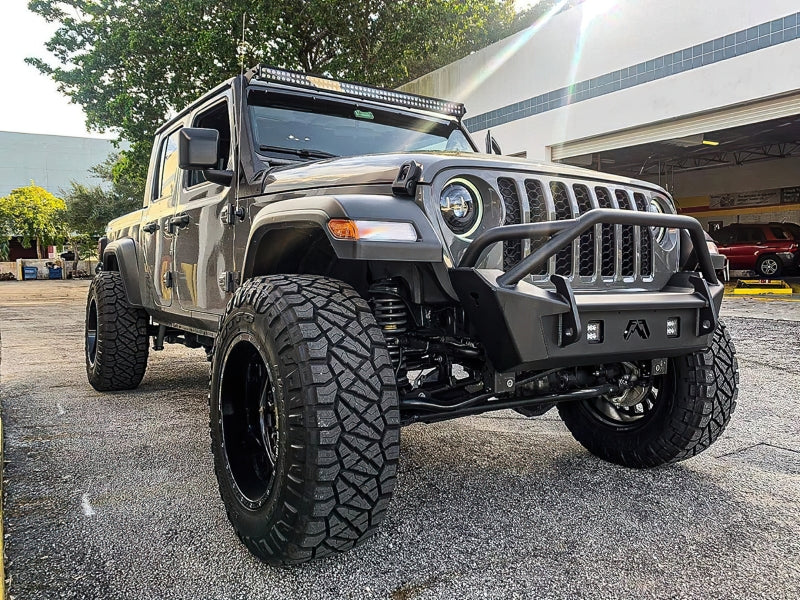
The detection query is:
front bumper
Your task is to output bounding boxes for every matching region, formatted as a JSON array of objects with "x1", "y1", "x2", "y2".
[{"x1": 450, "y1": 208, "x2": 722, "y2": 371}]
